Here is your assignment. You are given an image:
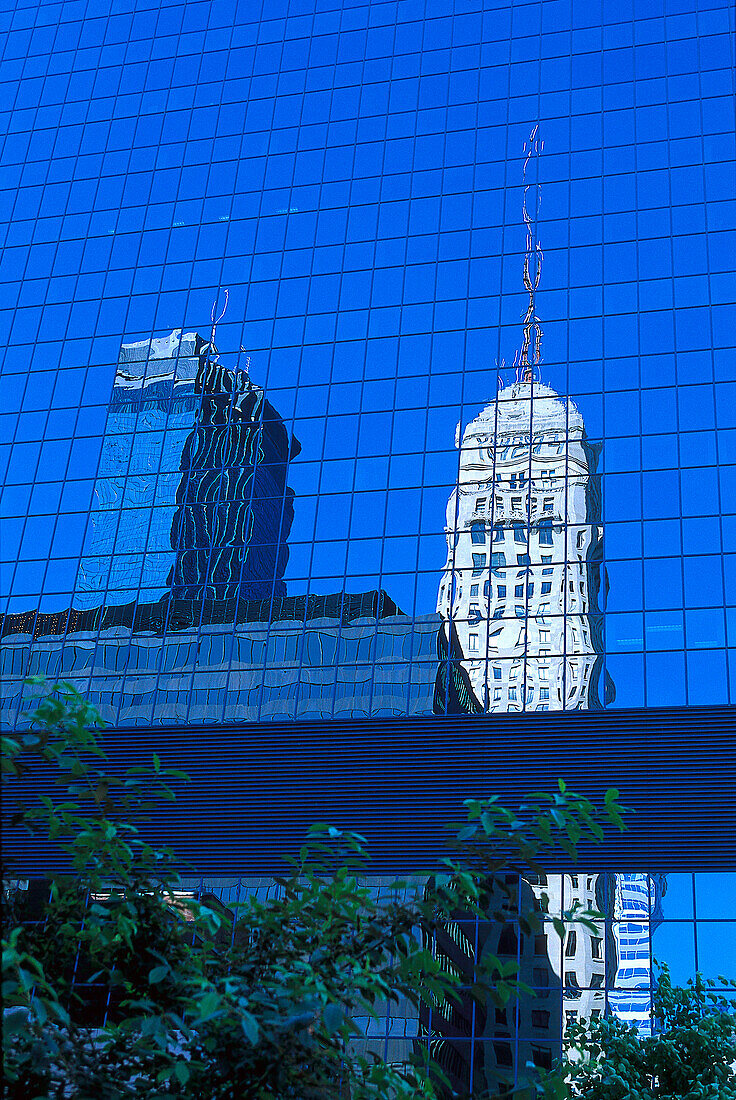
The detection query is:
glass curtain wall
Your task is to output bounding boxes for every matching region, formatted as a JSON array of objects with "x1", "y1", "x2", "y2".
[
  {"x1": 1, "y1": 0, "x2": 735, "y2": 1088},
  {"x1": 1, "y1": 0, "x2": 735, "y2": 726}
]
